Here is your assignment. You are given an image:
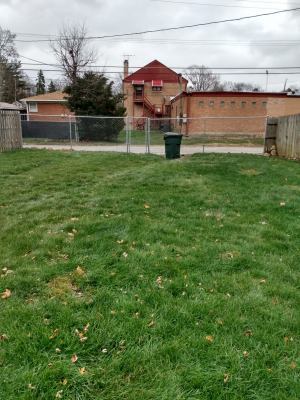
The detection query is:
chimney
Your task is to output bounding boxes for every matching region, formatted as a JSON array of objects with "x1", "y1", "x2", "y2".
[{"x1": 124, "y1": 59, "x2": 129, "y2": 78}]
